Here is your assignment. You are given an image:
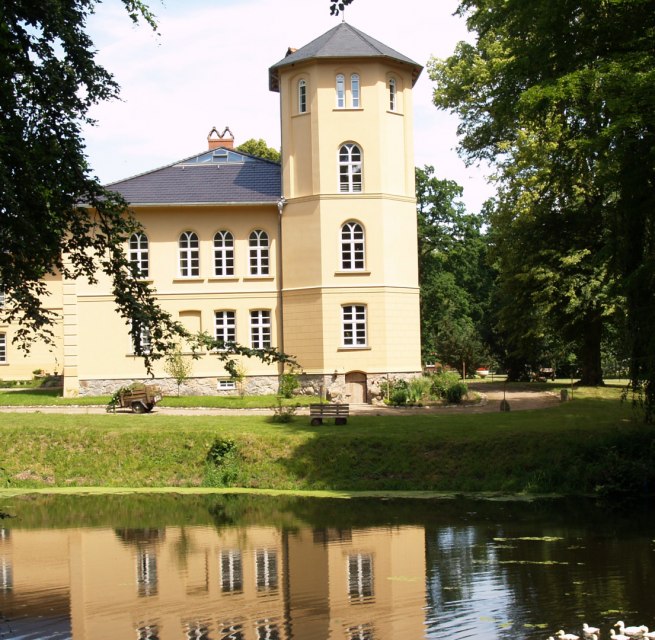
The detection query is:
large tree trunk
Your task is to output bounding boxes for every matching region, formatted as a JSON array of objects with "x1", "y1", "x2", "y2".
[{"x1": 576, "y1": 313, "x2": 604, "y2": 386}]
